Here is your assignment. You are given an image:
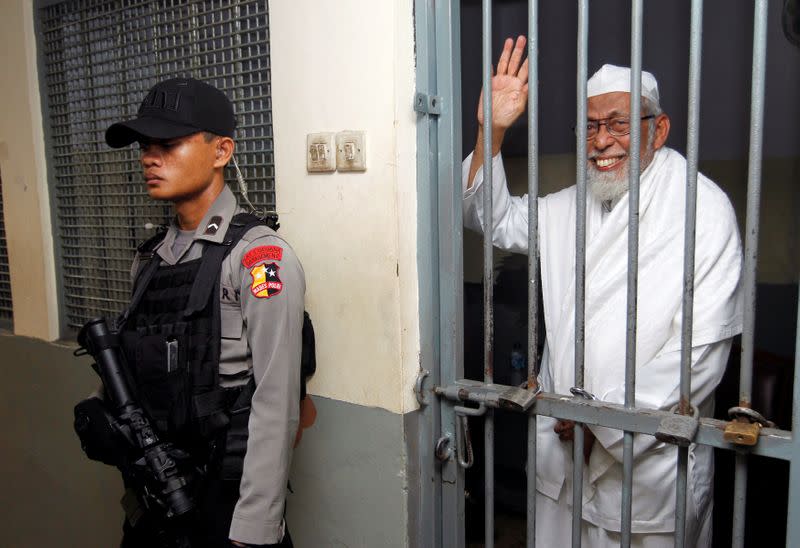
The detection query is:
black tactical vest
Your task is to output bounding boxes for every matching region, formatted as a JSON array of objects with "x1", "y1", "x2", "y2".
[{"x1": 118, "y1": 214, "x2": 263, "y2": 477}]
